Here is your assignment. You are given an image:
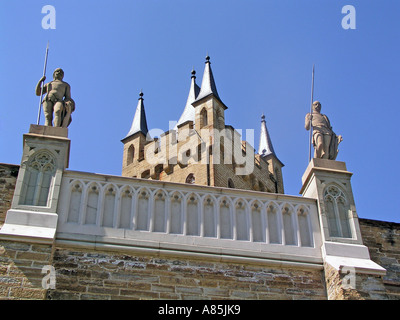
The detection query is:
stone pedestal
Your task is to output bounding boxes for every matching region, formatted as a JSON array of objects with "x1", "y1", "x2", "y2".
[
  {"x1": 301, "y1": 158, "x2": 386, "y2": 299},
  {"x1": 0, "y1": 125, "x2": 70, "y2": 244},
  {"x1": 0, "y1": 125, "x2": 70, "y2": 299}
]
